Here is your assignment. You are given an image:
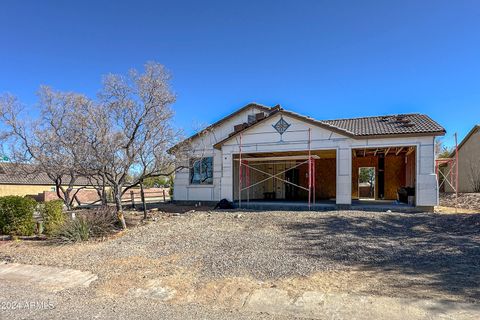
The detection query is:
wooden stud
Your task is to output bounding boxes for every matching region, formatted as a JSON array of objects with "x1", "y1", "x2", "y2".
[{"x1": 396, "y1": 147, "x2": 404, "y2": 155}]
